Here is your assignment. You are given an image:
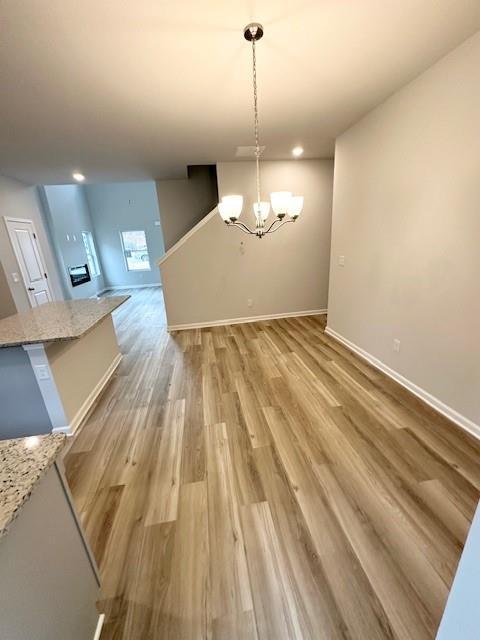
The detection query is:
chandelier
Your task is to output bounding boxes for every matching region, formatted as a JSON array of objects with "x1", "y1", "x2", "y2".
[{"x1": 218, "y1": 23, "x2": 304, "y2": 238}]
